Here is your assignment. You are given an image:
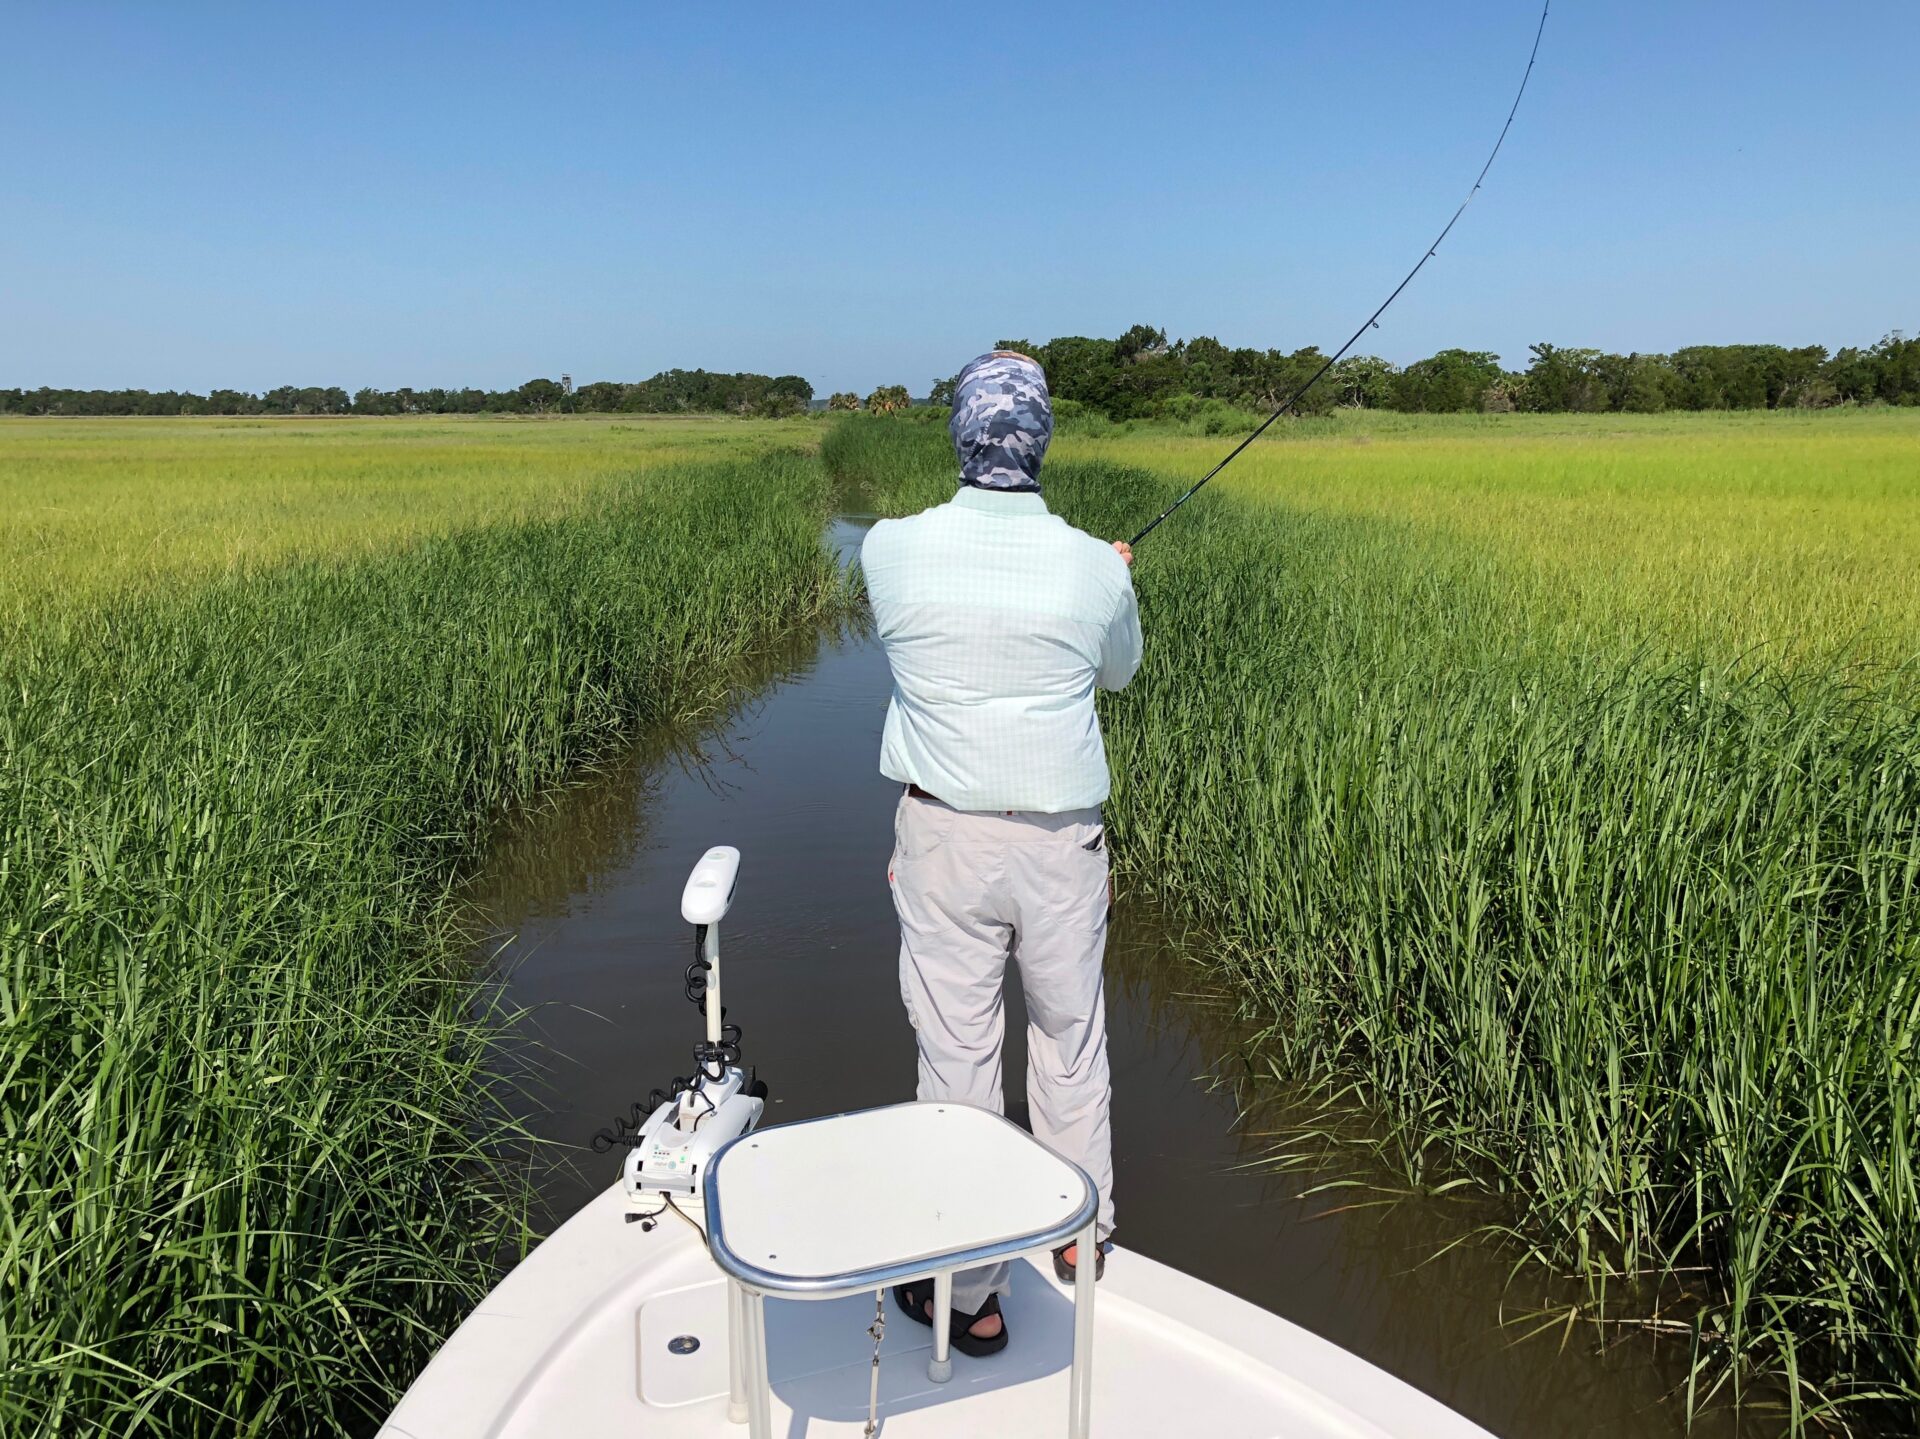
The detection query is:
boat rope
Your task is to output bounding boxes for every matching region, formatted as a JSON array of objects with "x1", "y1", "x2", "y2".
[
  {"x1": 1128, "y1": 0, "x2": 1552, "y2": 547},
  {"x1": 863, "y1": 1290, "x2": 887, "y2": 1437}
]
